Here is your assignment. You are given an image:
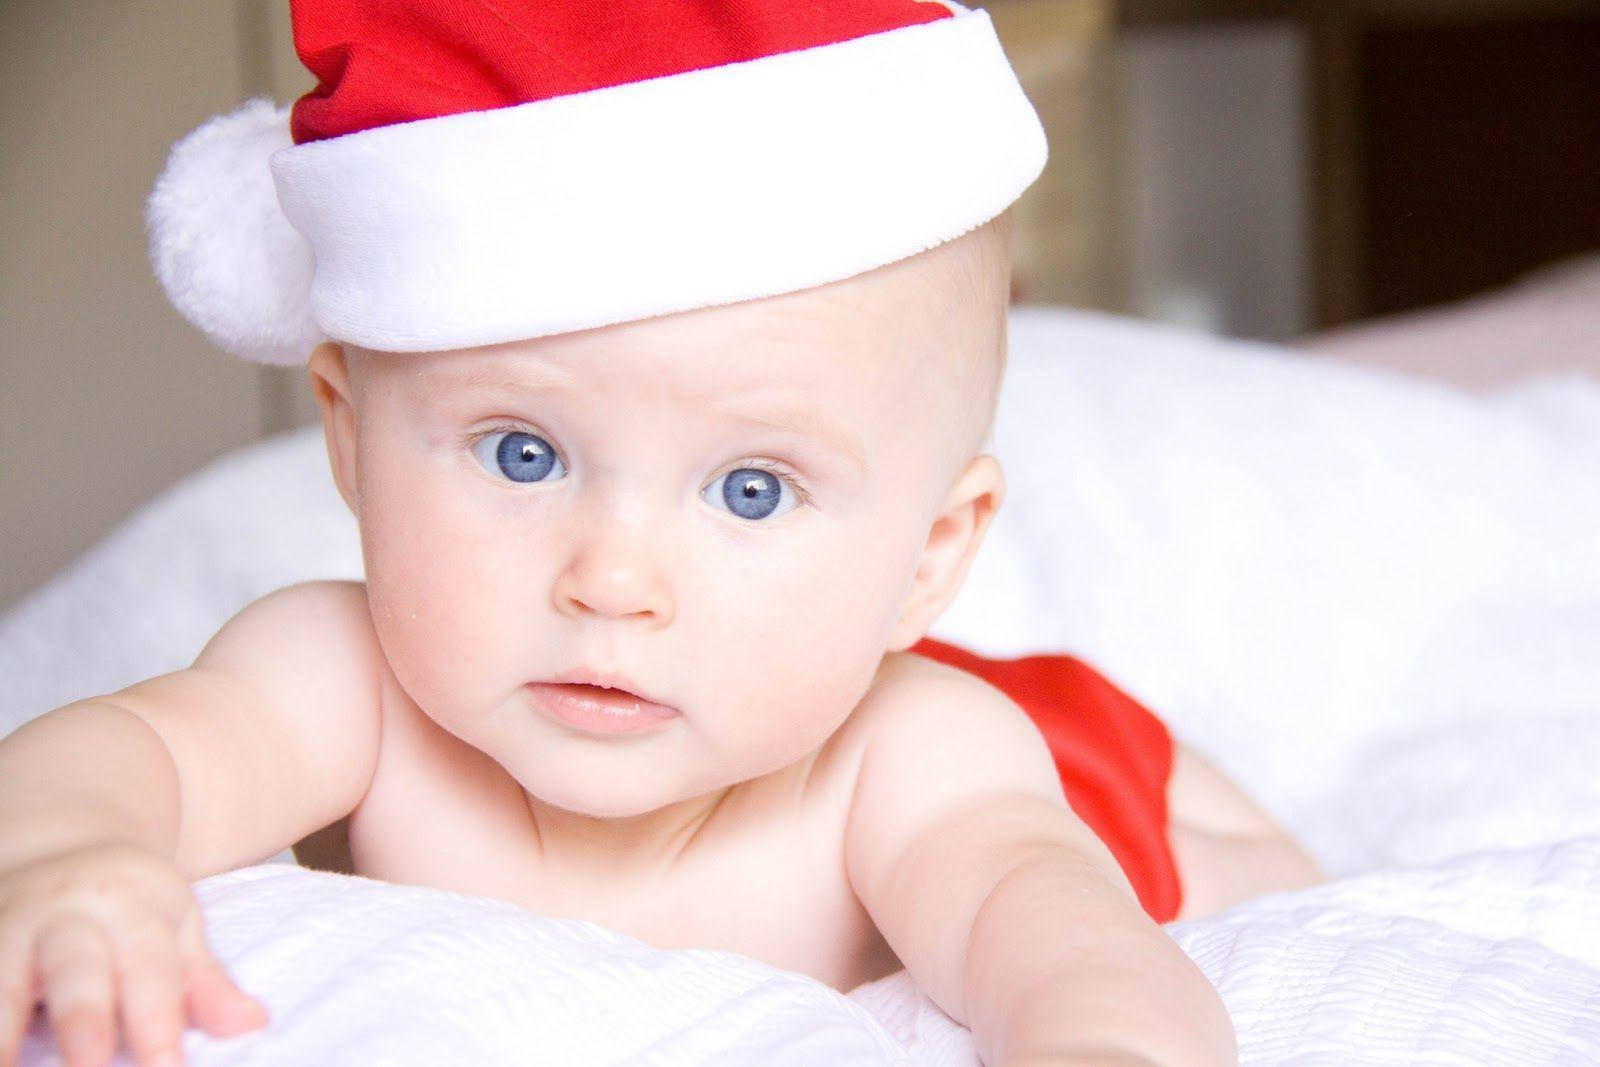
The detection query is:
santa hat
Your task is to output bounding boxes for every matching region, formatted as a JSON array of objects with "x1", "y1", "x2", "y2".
[{"x1": 147, "y1": 0, "x2": 1047, "y2": 365}]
